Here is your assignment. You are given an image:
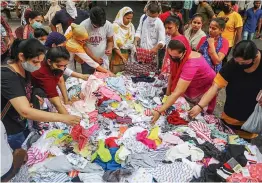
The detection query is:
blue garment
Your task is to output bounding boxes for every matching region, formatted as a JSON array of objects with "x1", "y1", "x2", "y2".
[
  {"x1": 199, "y1": 36, "x2": 223, "y2": 73},
  {"x1": 100, "y1": 99, "x2": 117, "y2": 108},
  {"x1": 8, "y1": 131, "x2": 26, "y2": 150},
  {"x1": 244, "y1": 8, "x2": 262, "y2": 33},
  {"x1": 93, "y1": 148, "x2": 121, "y2": 171},
  {"x1": 106, "y1": 77, "x2": 127, "y2": 95}
]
